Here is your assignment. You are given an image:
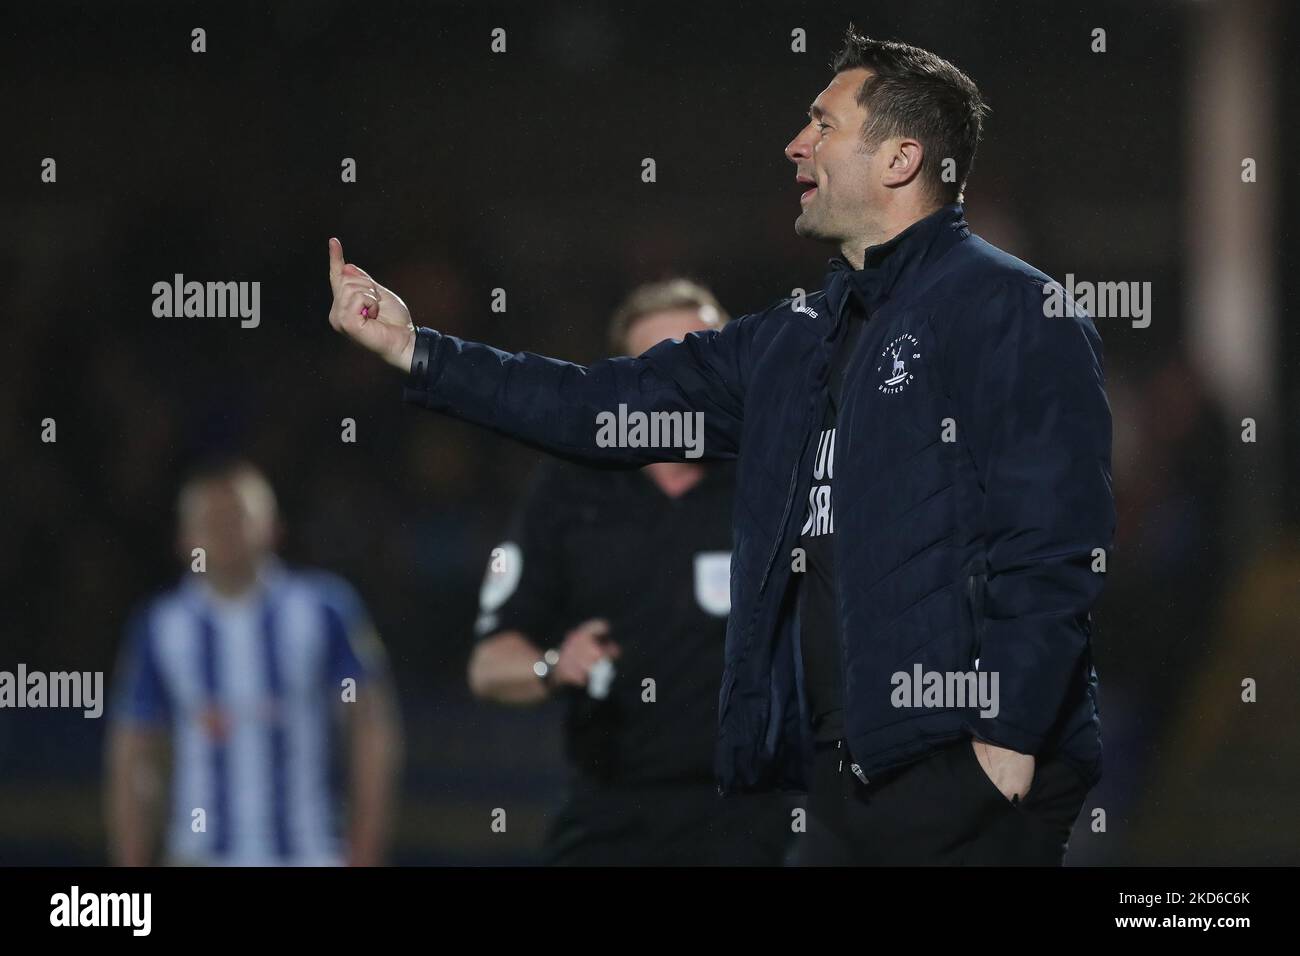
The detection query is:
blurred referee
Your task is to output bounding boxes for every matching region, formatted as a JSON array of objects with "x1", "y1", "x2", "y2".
[
  {"x1": 467, "y1": 281, "x2": 794, "y2": 866},
  {"x1": 106, "y1": 459, "x2": 402, "y2": 866}
]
